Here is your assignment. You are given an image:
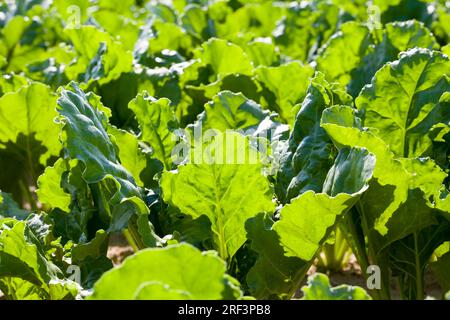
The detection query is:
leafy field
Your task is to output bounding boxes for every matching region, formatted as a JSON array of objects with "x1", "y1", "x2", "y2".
[{"x1": 0, "y1": 0, "x2": 449, "y2": 300}]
